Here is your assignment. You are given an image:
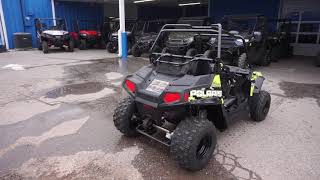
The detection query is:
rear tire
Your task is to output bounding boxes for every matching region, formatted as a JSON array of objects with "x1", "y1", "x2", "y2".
[
  {"x1": 249, "y1": 91, "x2": 271, "y2": 122},
  {"x1": 37, "y1": 40, "x2": 42, "y2": 50},
  {"x1": 42, "y1": 41, "x2": 49, "y2": 54},
  {"x1": 186, "y1": 48, "x2": 198, "y2": 56},
  {"x1": 171, "y1": 117, "x2": 217, "y2": 171},
  {"x1": 79, "y1": 39, "x2": 87, "y2": 50},
  {"x1": 259, "y1": 49, "x2": 271, "y2": 66},
  {"x1": 68, "y1": 40, "x2": 74, "y2": 52},
  {"x1": 132, "y1": 44, "x2": 142, "y2": 57},
  {"x1": 237, "y1": 53, "x2": 249, "y2": 69},
  {"x1": 113, "y1": 97, "x2": 139, "y2": 137}
]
